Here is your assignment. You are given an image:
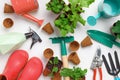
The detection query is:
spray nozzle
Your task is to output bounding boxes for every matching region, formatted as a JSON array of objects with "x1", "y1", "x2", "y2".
[{"x1": 25, "y1": 28, "x2": 42, "y2": 49}]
